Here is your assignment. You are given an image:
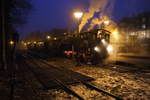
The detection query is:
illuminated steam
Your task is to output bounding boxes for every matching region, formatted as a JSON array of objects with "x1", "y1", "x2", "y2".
[{"x1": 79, "y1": 0, "x2": 116, "y2": 32}]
